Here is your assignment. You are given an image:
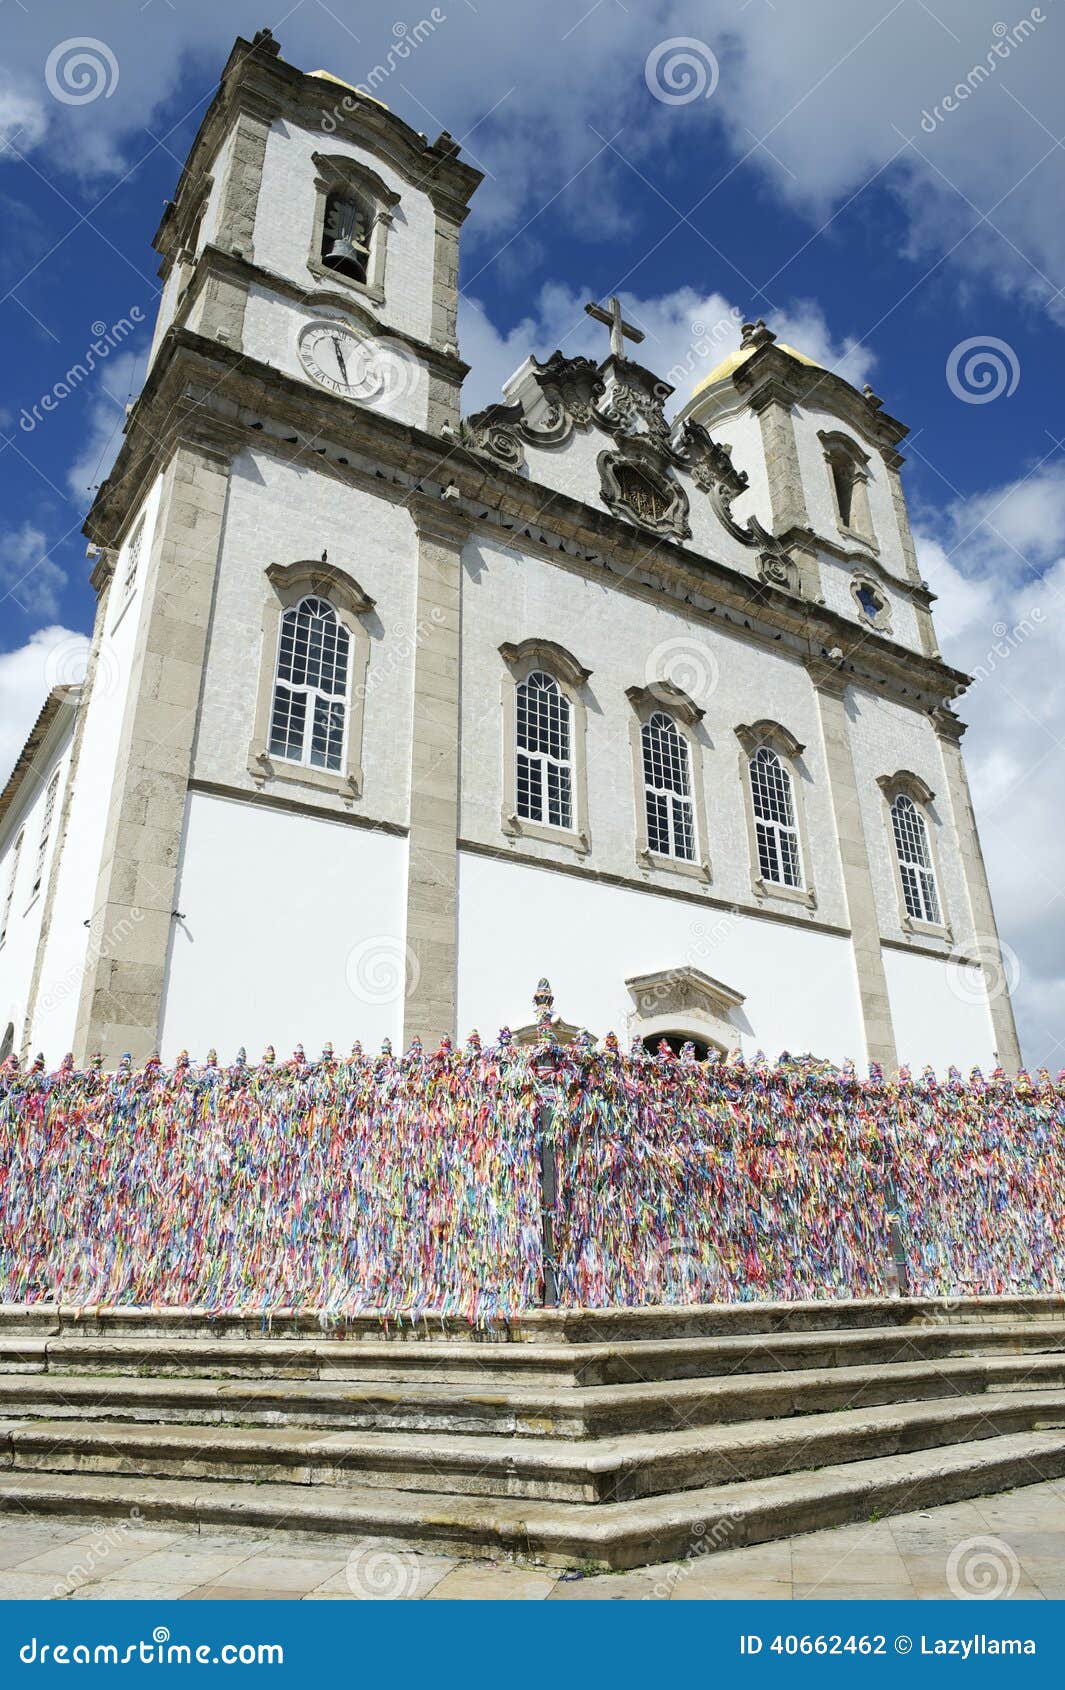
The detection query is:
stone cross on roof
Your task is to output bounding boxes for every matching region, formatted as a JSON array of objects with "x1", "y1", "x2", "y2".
[{"x1": 584, "y1": 295, "x2": 645, "y2": 361}]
